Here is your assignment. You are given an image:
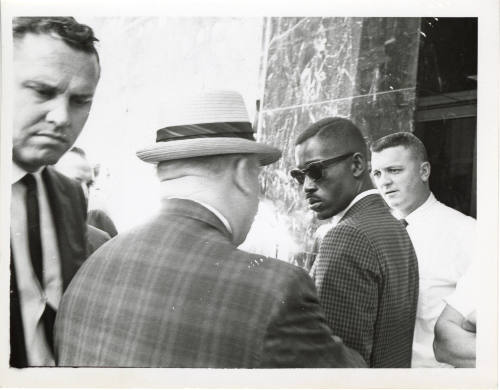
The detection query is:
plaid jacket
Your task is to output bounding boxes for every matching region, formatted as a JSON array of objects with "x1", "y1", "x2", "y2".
[
  {"x1": 314, "y1": 194, "x2": 419, "y2": 367},
  {"x1": 55, "y1": 199, "x2": 365, "y2": 368}
]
